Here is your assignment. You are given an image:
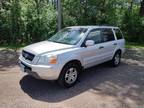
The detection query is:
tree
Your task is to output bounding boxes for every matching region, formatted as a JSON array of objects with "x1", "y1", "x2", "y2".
[
  {"x1": 0, "y1": 0, "x2": 144, "y2": 45},
  {"x1": 140, "y1": 0, "x2": 144, "y2": 16},
  {"x1": 10, "y1": 0, "x2": 21, "y2": 44}
]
